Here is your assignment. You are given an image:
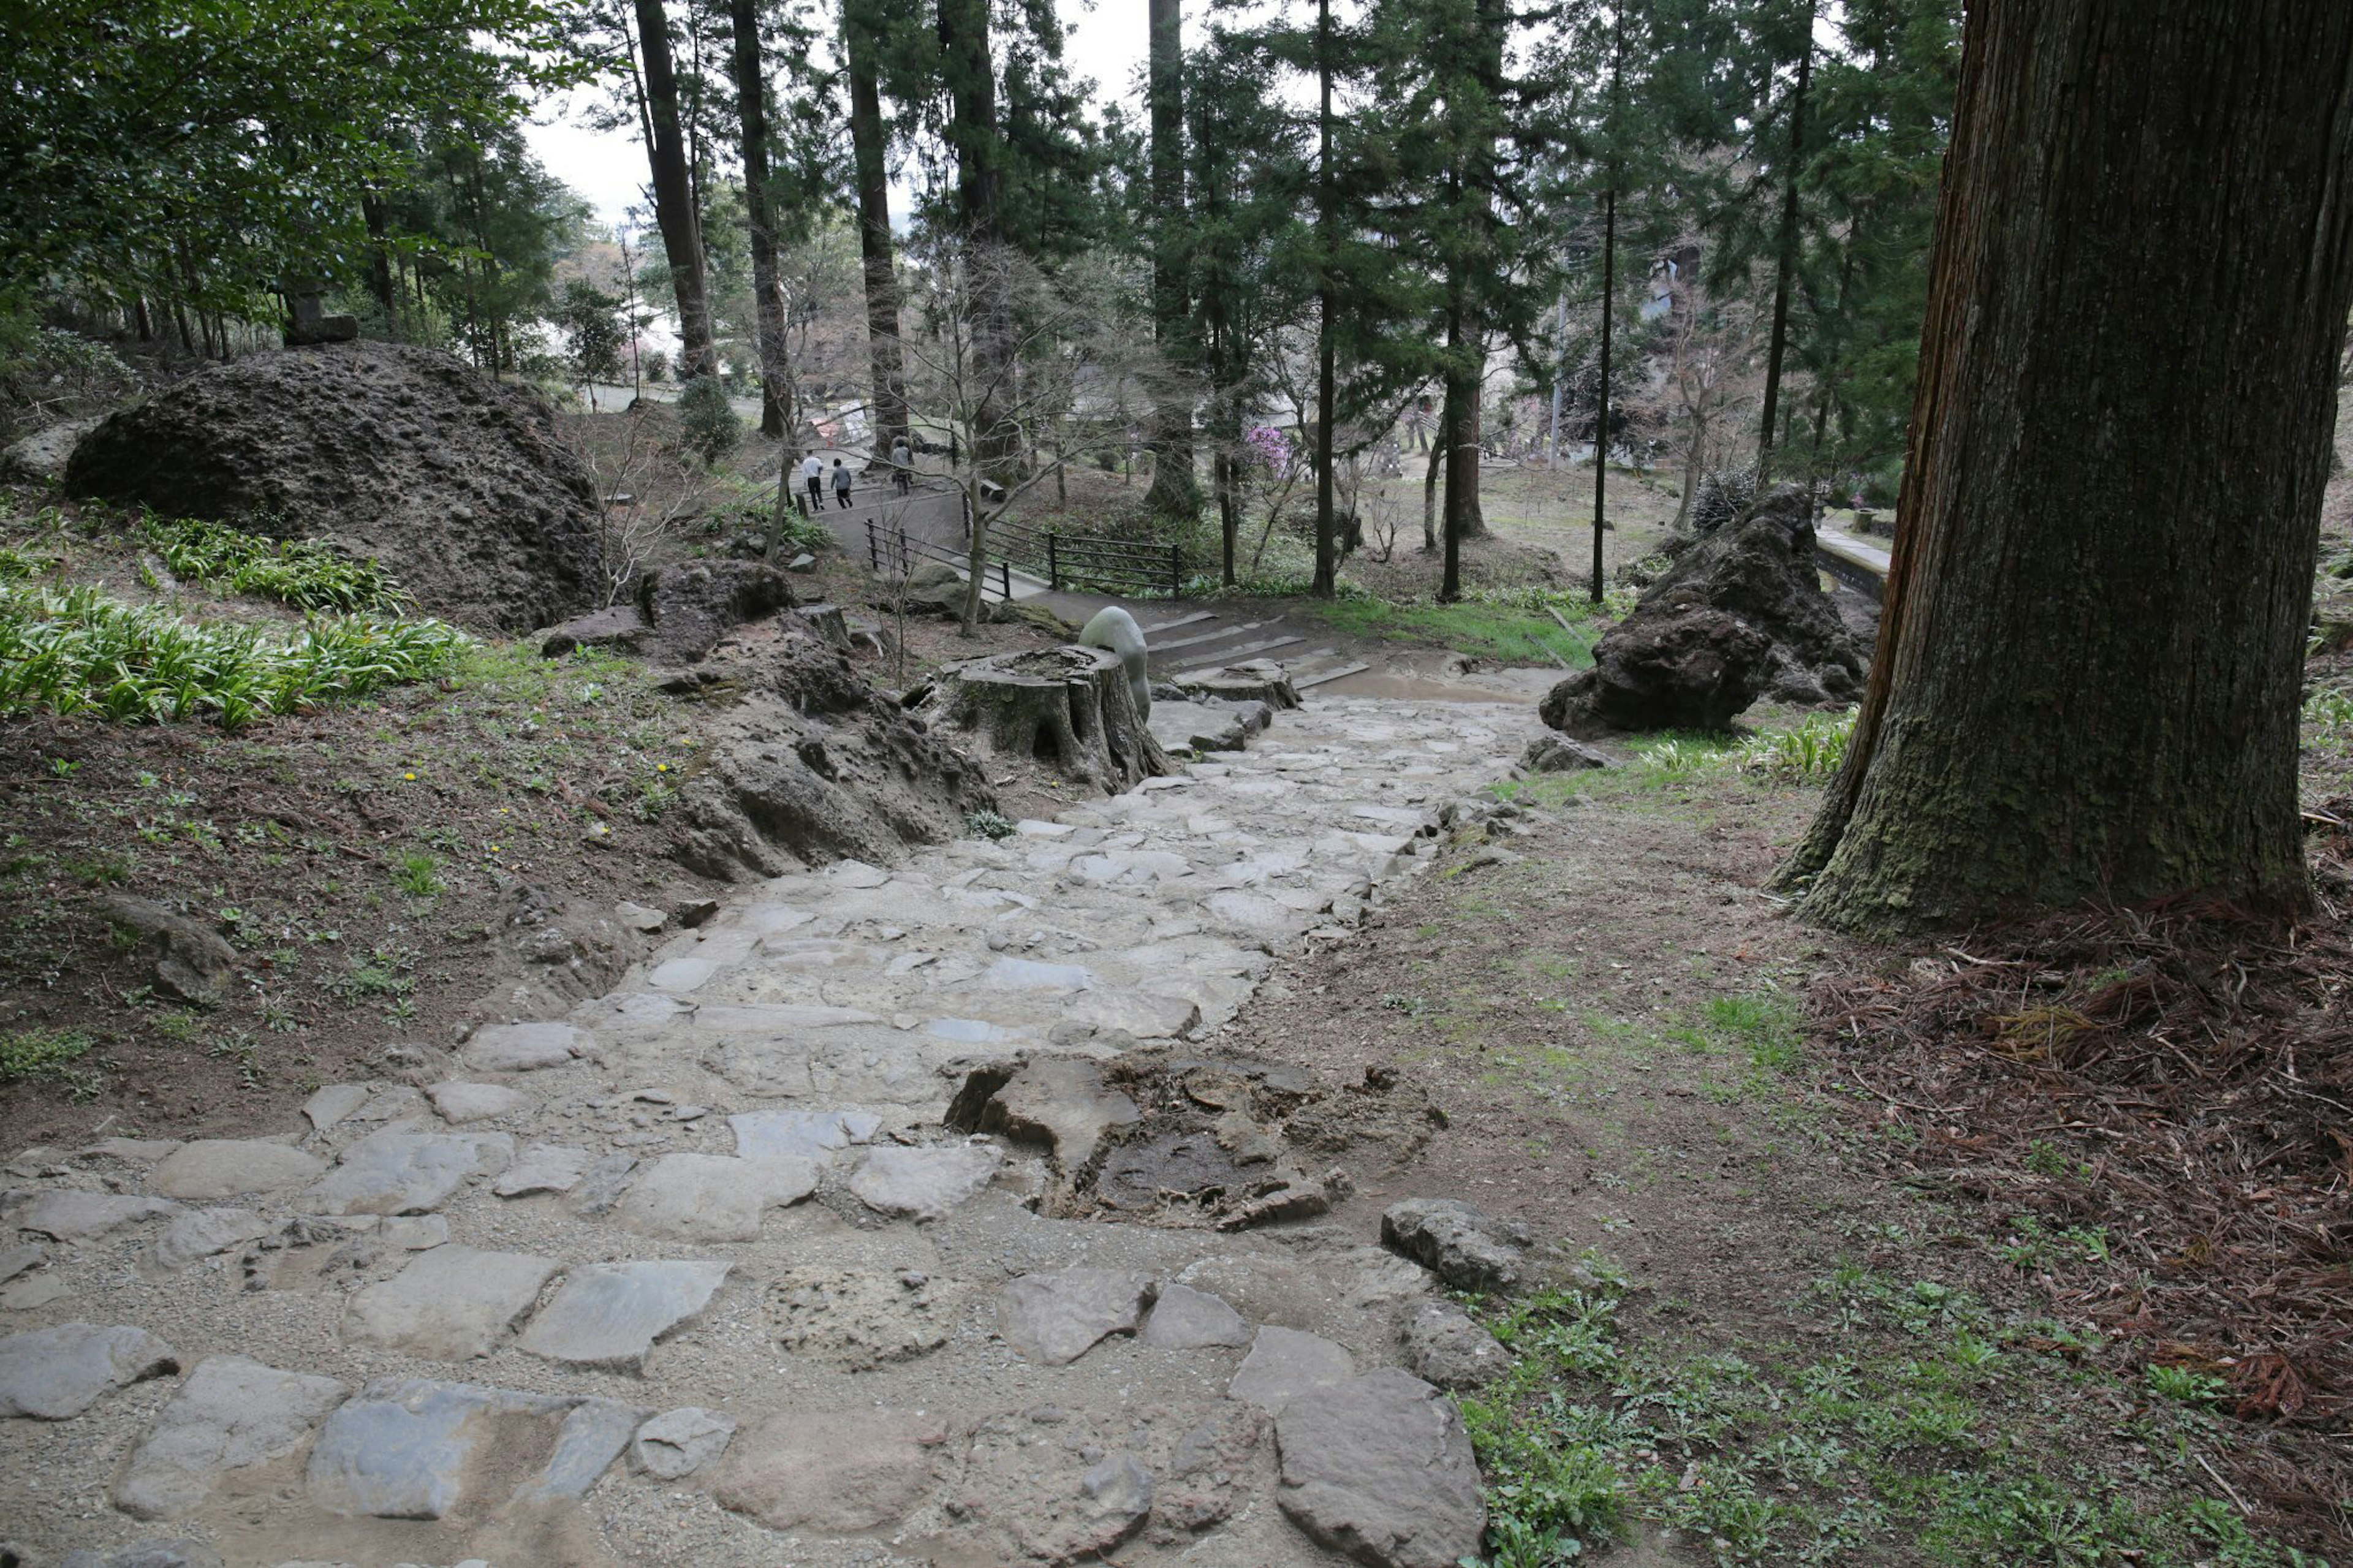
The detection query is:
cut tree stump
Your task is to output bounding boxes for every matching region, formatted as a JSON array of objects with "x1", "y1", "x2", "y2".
[
  {"x1": 1174, "y1": 659, "x2": 1301, "y2": 710},
  {"x1": 923, "y1": 645, "x2": 1172, "y2": 793}
]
